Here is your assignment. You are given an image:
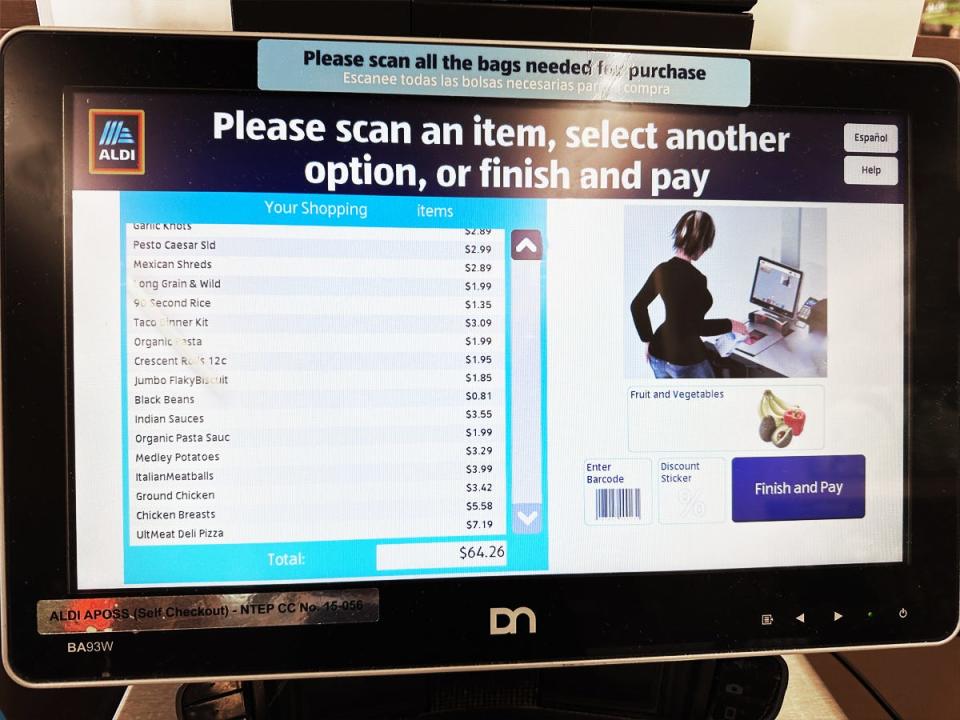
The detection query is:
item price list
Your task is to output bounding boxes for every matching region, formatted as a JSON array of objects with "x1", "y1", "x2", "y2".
[{"x1": 124, "y1": 224, "x2": 507, "y2": 546}]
